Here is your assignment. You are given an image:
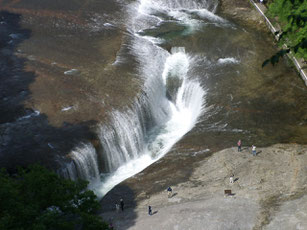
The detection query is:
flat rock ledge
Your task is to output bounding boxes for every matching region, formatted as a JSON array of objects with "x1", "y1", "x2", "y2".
[{"x1": 101, "y1": 144, "x2": 307, "y2": 230}]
